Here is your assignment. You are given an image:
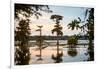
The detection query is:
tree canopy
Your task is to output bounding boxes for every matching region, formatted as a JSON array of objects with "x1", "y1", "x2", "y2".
[{"x1": 15, "y1": 3, "x2": 52, "y2": 19}]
